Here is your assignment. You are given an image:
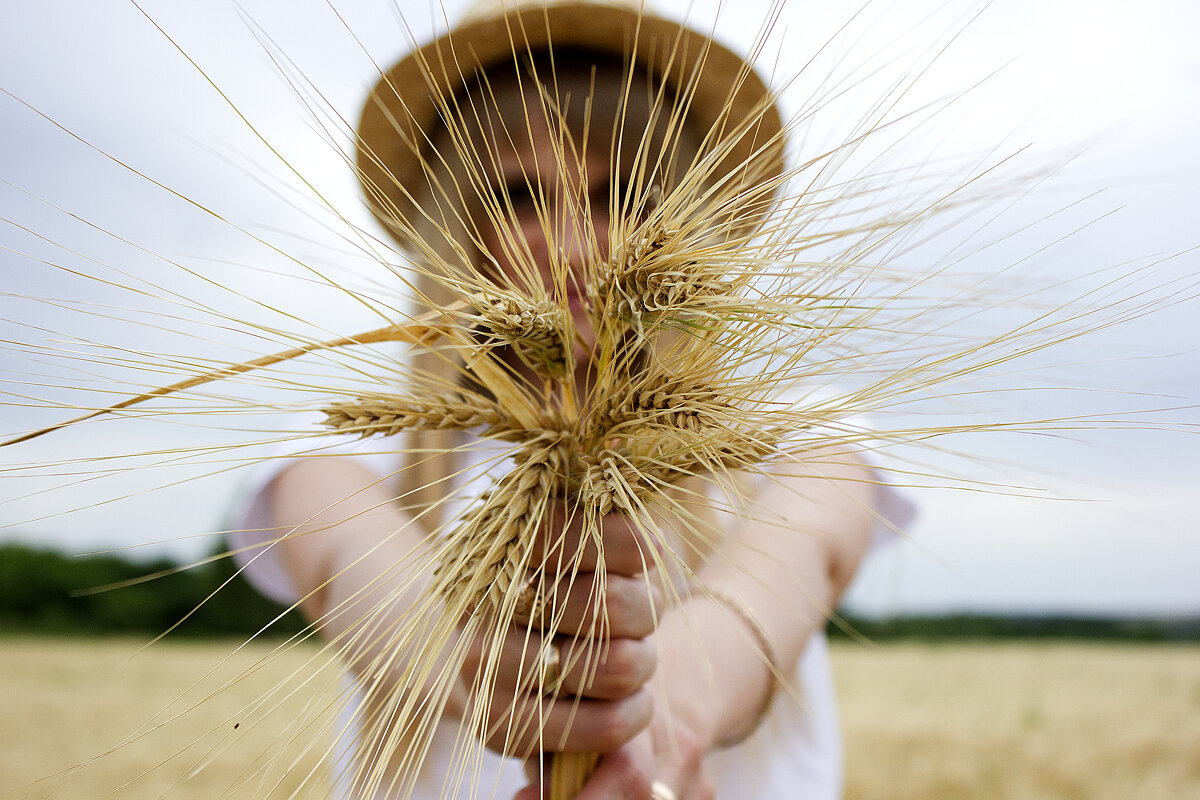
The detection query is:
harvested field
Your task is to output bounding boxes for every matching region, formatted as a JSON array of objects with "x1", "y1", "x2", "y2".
[
  {"x1": 835, "y1": 641, "x2": 1200, "y2": 799},
  {"x1": 2, "y1": 638, "x2": 1197, "y2": 798}
]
